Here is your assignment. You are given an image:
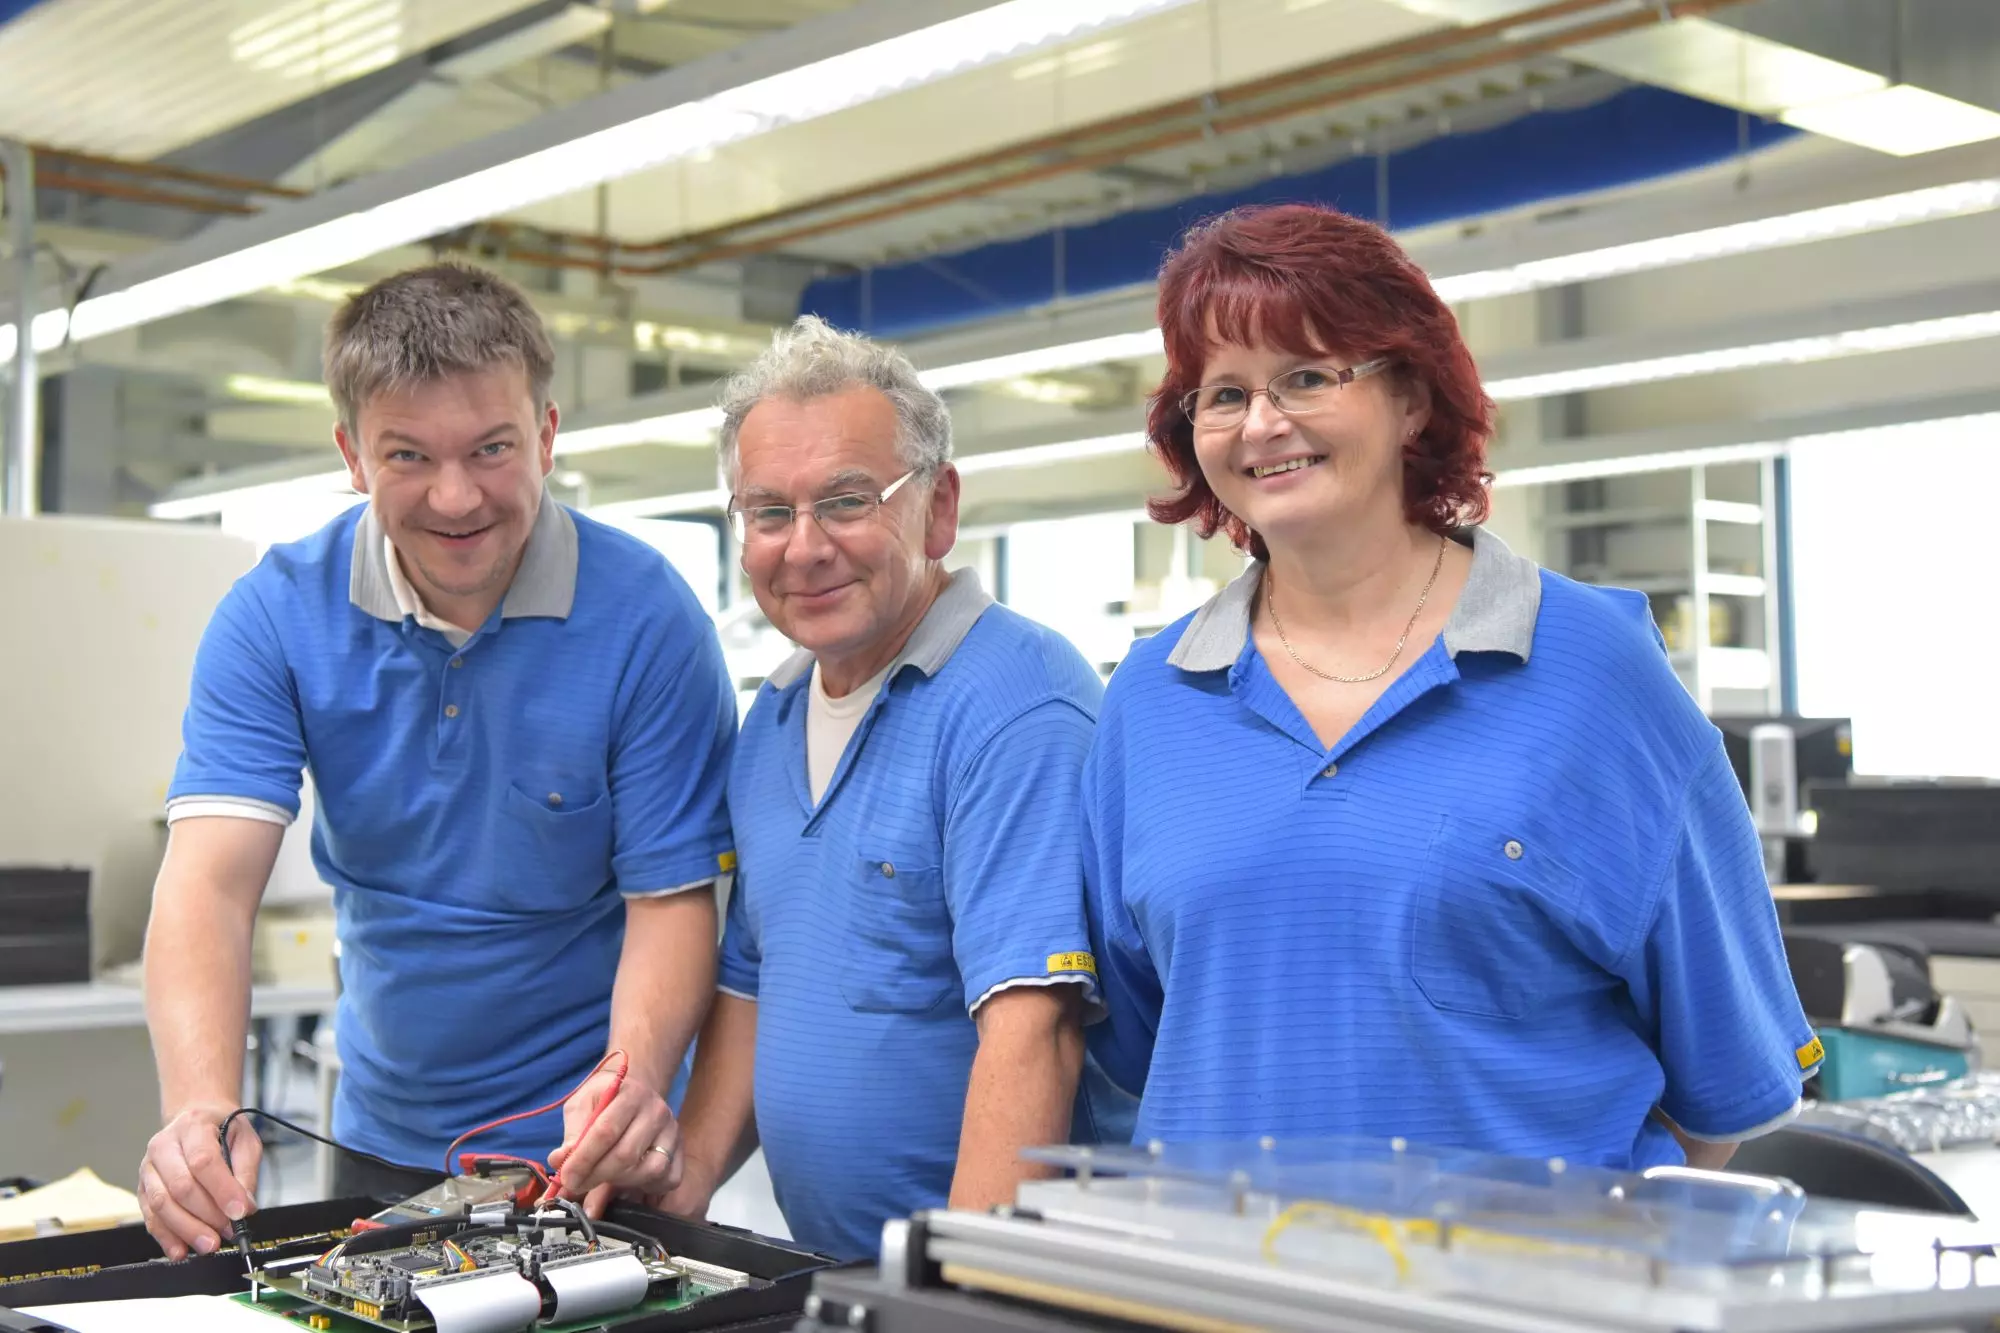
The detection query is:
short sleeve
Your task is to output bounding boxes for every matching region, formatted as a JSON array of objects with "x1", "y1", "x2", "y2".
[
  {"x1": 716, "y1": 868, "x2": 761, "y2": 1002},
  {"x1": 942, "y1": 698, "x2": 1101, "y2": 1015},
  {"x1": 1620, "y1": 739, "x2": 1821, "y2": 1141},
  {"x1": 1080, "y1": 722, "x2": 1161, "y2": 1104},
  {"x1": 166, "y1": 580, "x2": 307, "y2": 817},
  {"x1": 610, "y1": 579, "x2": 739, "y2": 896}
]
